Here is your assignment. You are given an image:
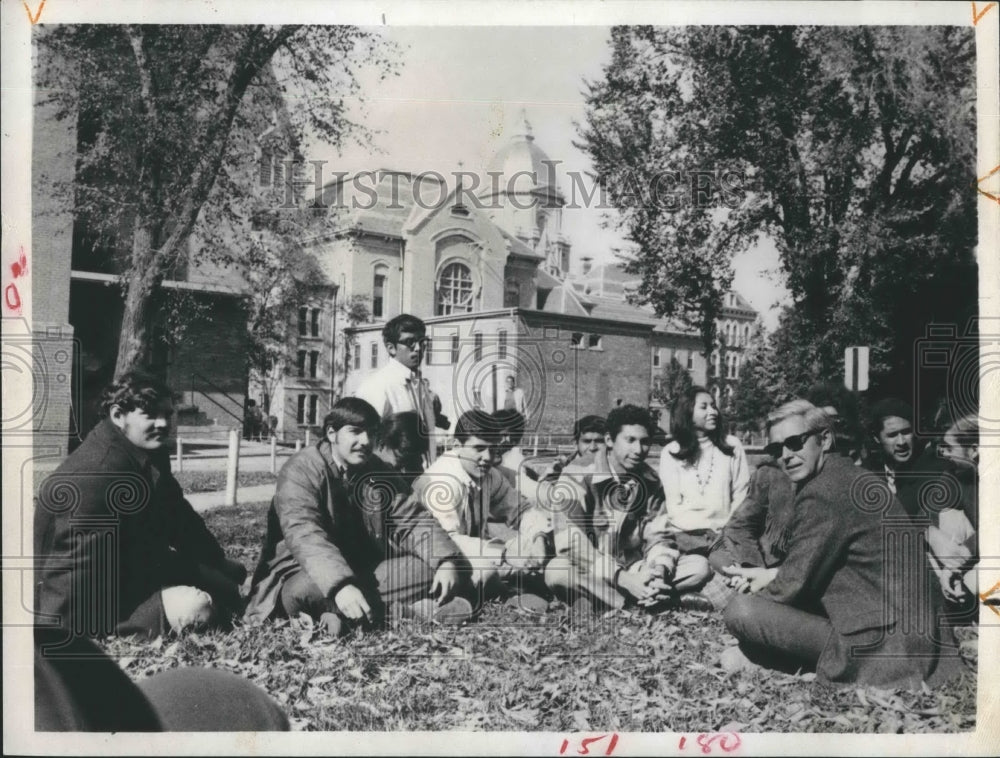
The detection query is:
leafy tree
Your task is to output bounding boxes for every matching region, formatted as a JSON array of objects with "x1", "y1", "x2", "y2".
[
  {"x1": 579, "y1": 26, "x2": 977, "y2": 405},
  {"x1": 35, "y1": 25, "x2": 396, "y2": 376},
  {"x1": 653, "y1": 356, "x2": 694, "y2": 411}
]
